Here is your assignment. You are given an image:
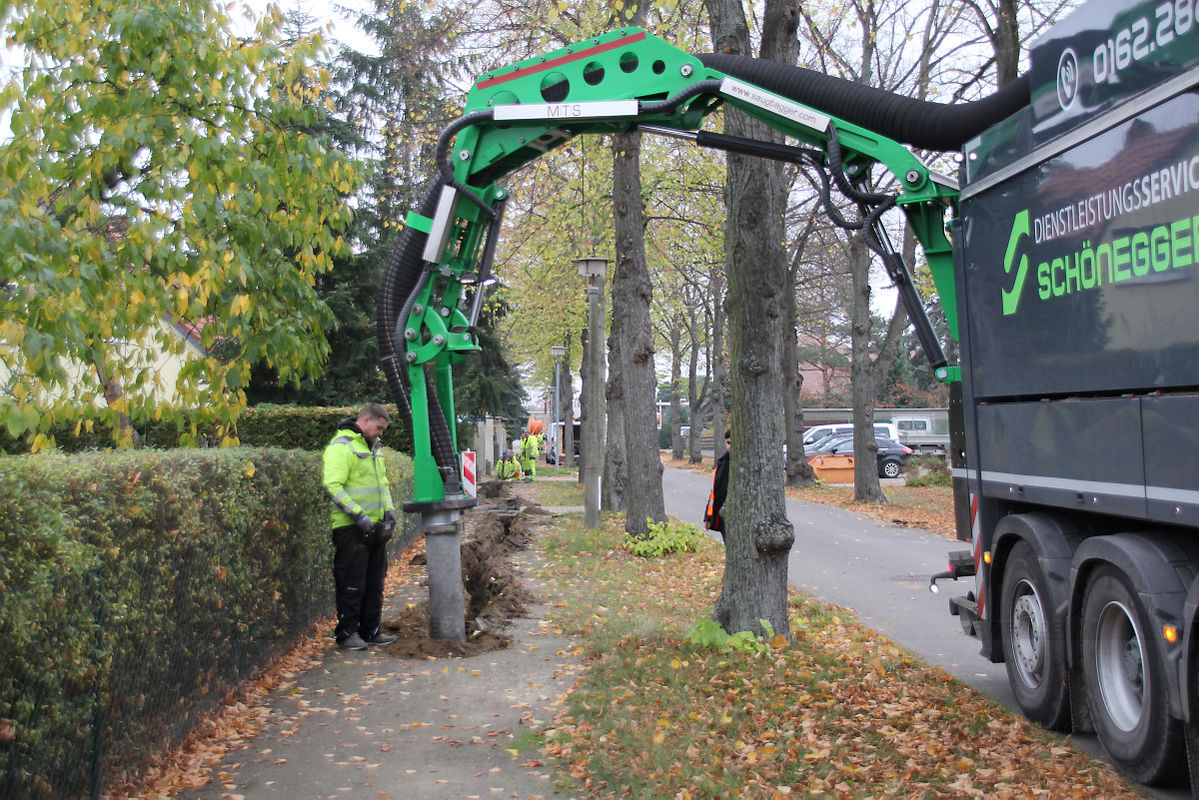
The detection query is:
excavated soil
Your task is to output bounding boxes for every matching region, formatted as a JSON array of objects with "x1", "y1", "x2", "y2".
[{"x1": 376, "y1": 481, "x2": 551, "y2": 659}]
